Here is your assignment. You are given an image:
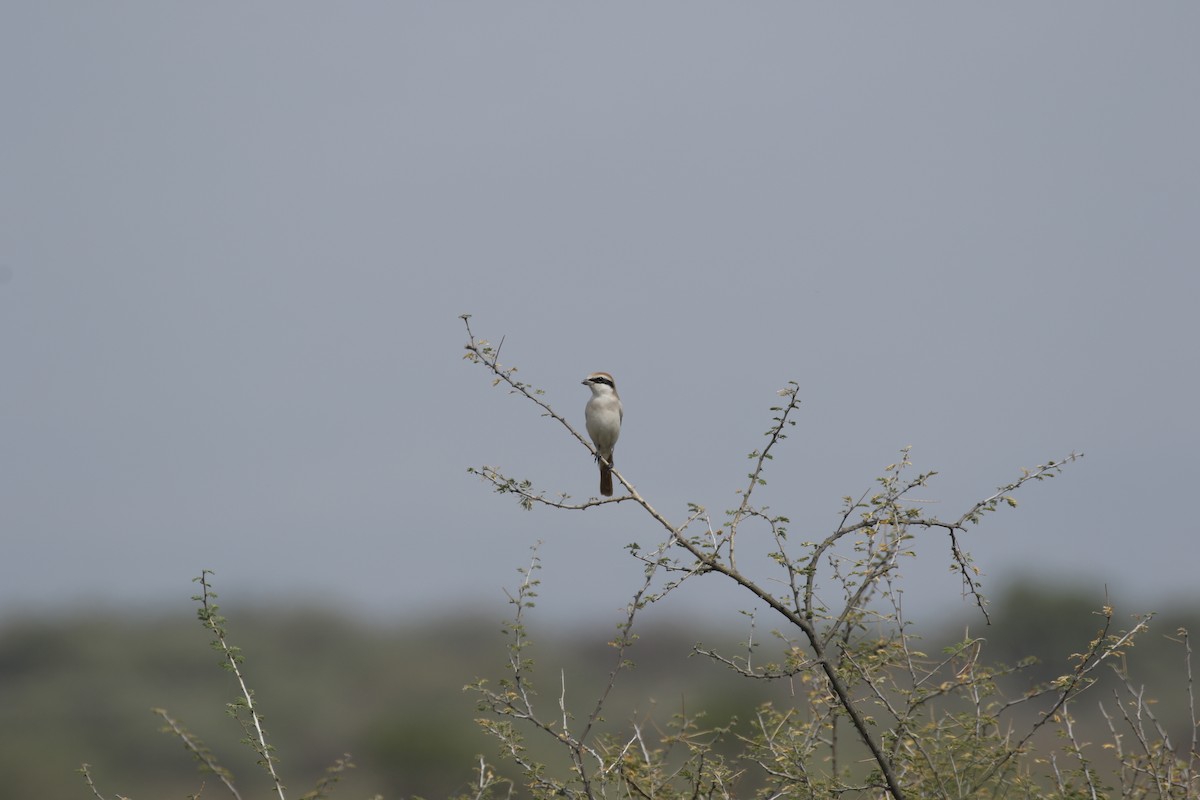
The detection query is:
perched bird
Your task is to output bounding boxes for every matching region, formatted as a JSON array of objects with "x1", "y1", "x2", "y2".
[{"x1": 582, "y1": 371, "x2": 623, "y2": 497}]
